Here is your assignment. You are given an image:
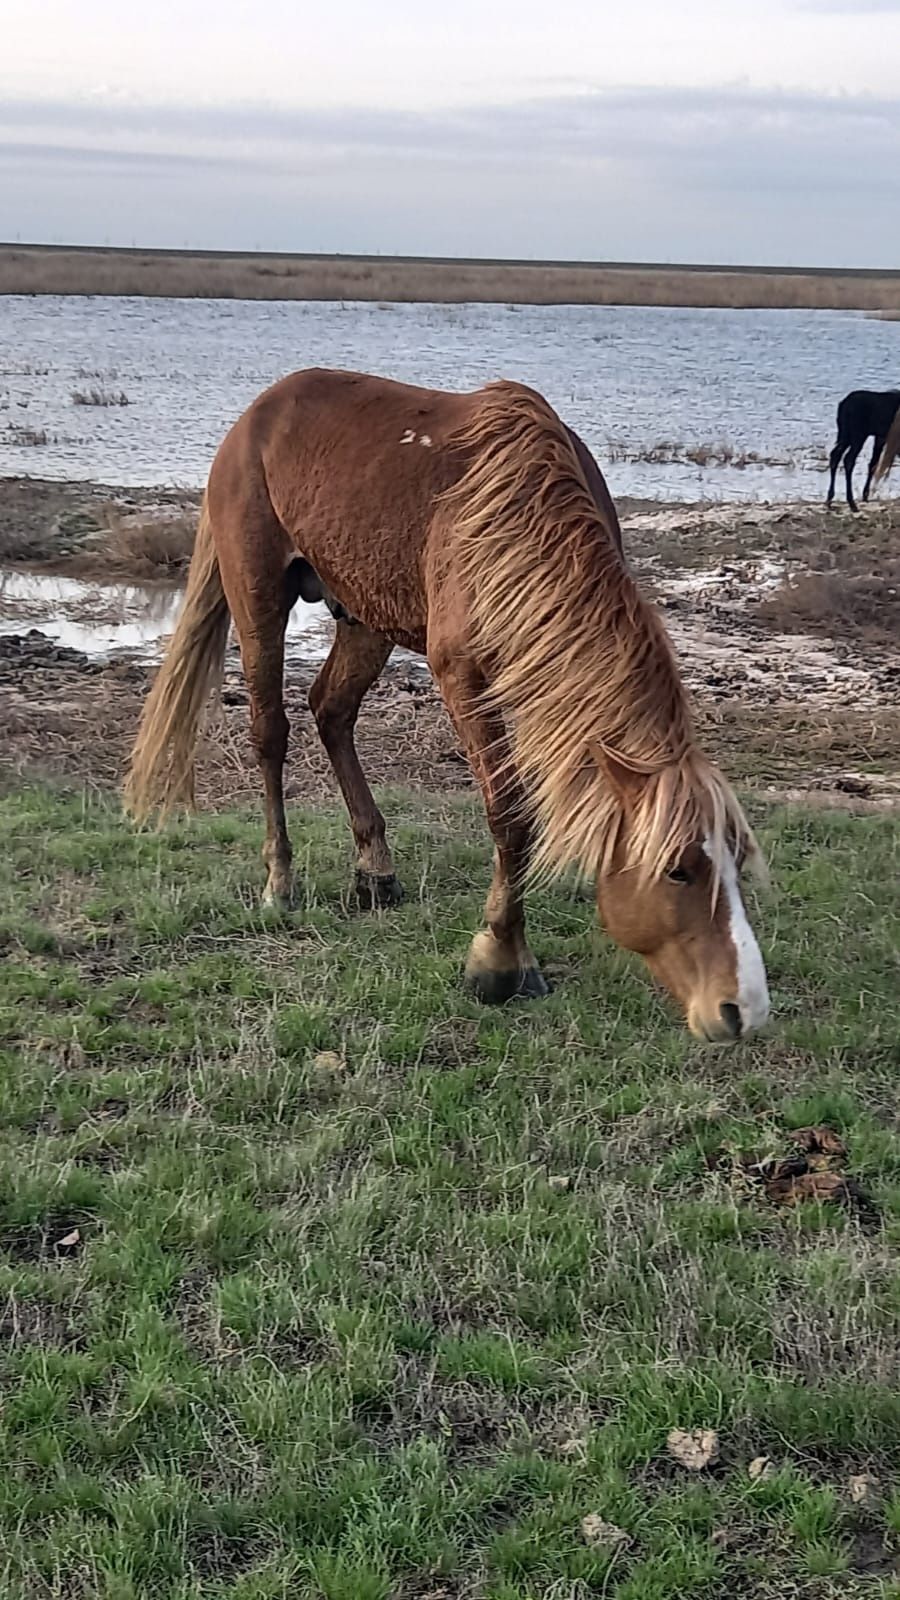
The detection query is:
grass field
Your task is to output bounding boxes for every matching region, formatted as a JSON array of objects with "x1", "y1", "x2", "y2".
[
  {"x1": 1, "y1": 781, "x2": 899, "y2": 1598},
  {"x1": 3, "y1": 244, "x2": 900, "y2": 309}
]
